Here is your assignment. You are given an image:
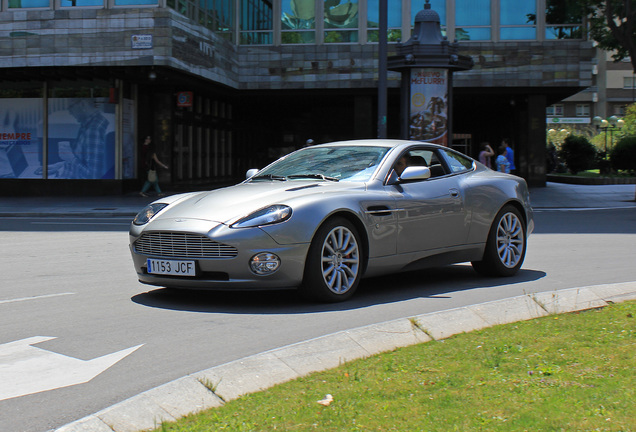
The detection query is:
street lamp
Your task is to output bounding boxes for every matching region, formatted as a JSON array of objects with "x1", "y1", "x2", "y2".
[
  {"x1": 593, "y1": 115, "x2": 625, "y2": 155},
  {"x1": 547, "y1": 128, "x2": 569, "y2": 147}
]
